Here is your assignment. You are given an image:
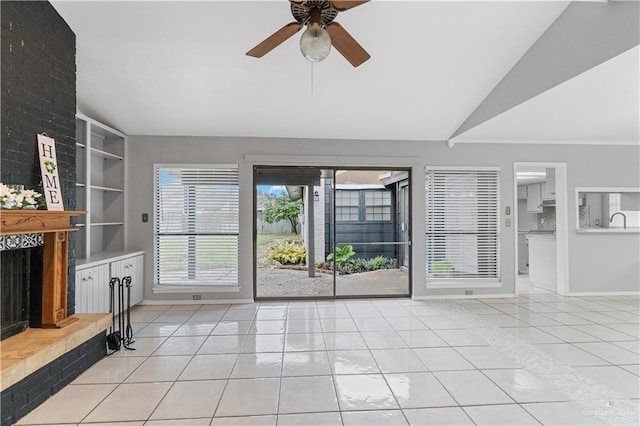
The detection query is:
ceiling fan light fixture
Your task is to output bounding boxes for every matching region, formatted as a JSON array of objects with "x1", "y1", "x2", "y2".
[{"x1": 300, "y1": 22, "x2": 331, "y2": 62}]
